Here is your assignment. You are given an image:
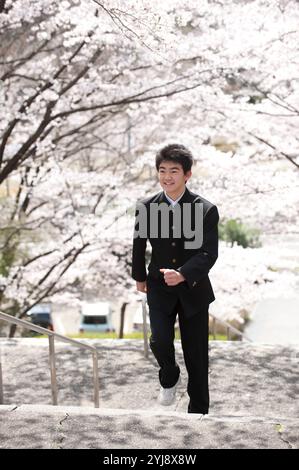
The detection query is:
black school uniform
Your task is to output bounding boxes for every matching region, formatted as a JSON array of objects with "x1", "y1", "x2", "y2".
[{"x1": 132, "y1": 187, "x2": 219, "y2": 413}]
